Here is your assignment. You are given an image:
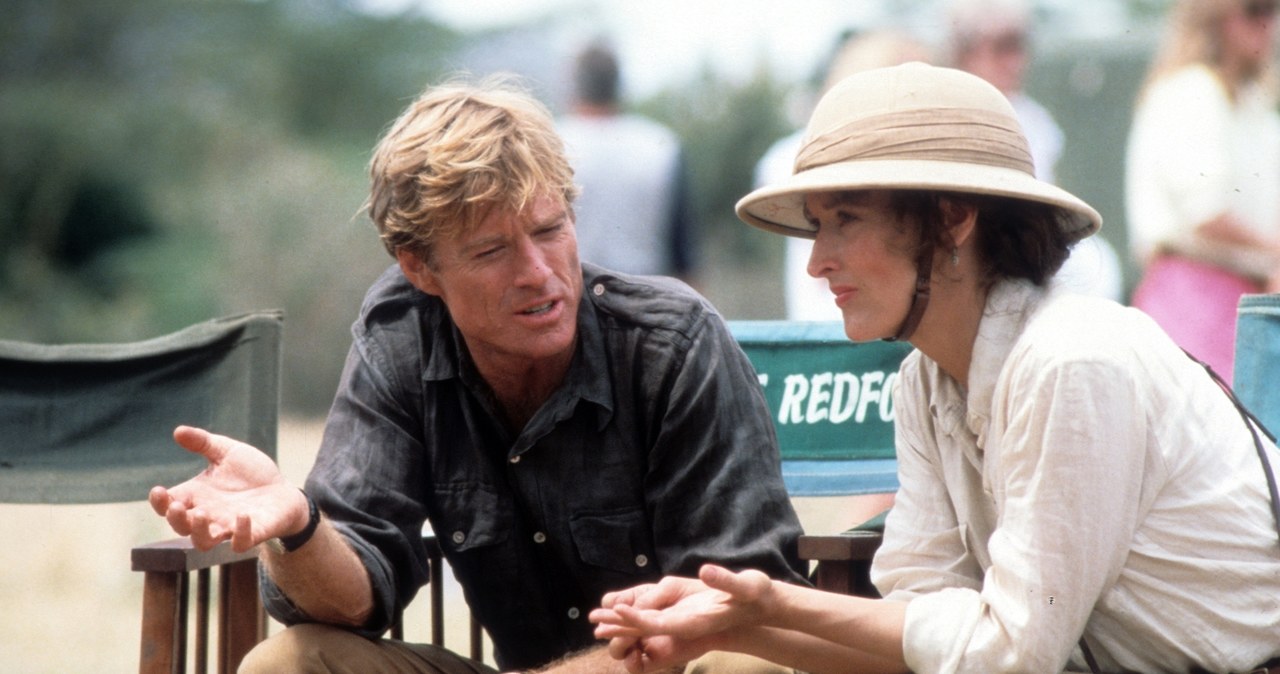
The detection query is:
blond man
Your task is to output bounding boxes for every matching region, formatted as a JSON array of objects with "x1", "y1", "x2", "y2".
[{"x1": 149, "y1": 78, "x2": 807, "y2": 674}]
